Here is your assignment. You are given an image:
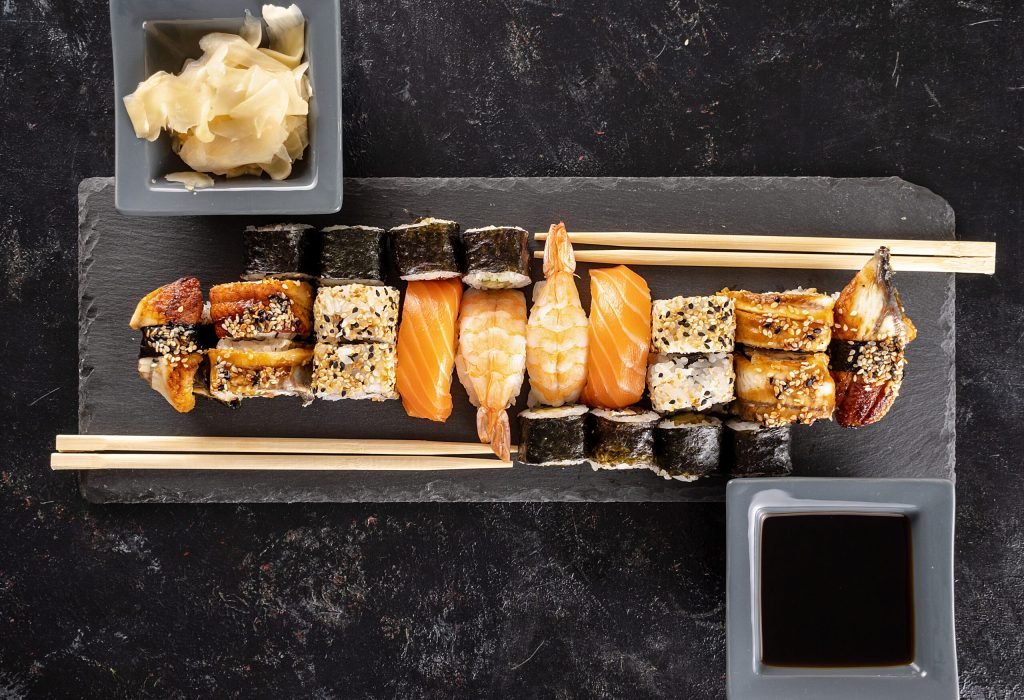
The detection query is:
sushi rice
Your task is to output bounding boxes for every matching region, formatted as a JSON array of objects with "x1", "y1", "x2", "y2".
[
  {"x1": 313, "y1": 284, "x2": 400, "y2": 345},
  {"x1": 647, "y1": 353, "x2": 735, "y2": 414},
  {"x1": 311, "y1": 342, "x2": 398, "y2": 401}
]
